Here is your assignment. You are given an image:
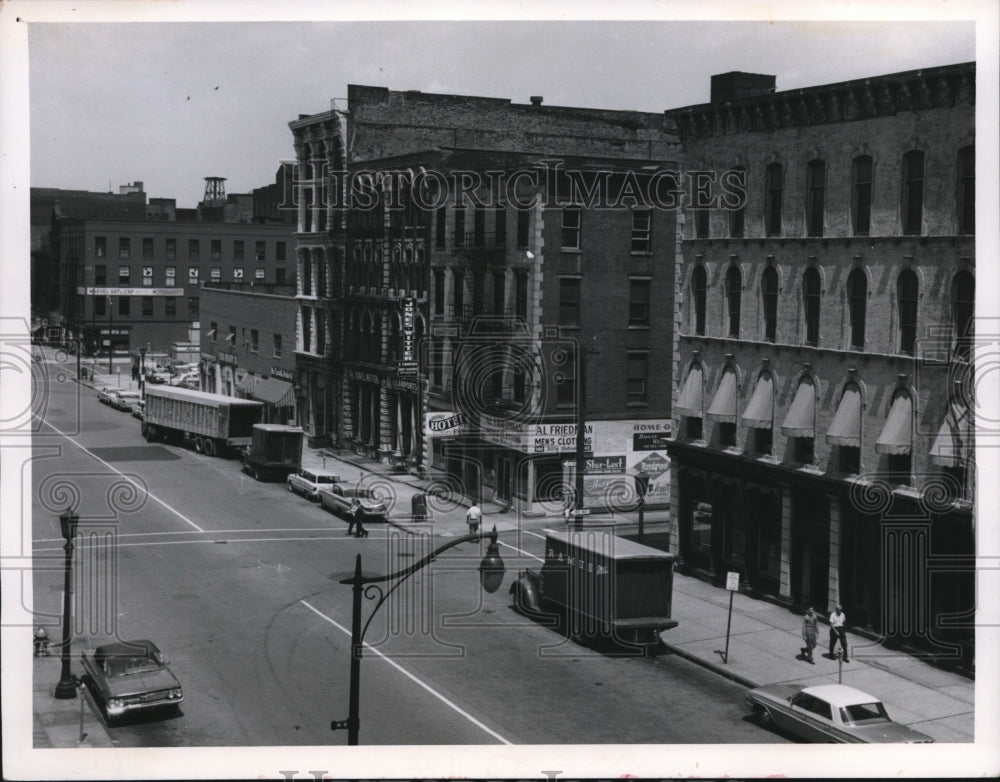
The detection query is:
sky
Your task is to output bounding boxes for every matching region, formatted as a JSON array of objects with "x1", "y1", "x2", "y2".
[{"x1": 24, "y1": 10, "x2": 980, "y2": 207}]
